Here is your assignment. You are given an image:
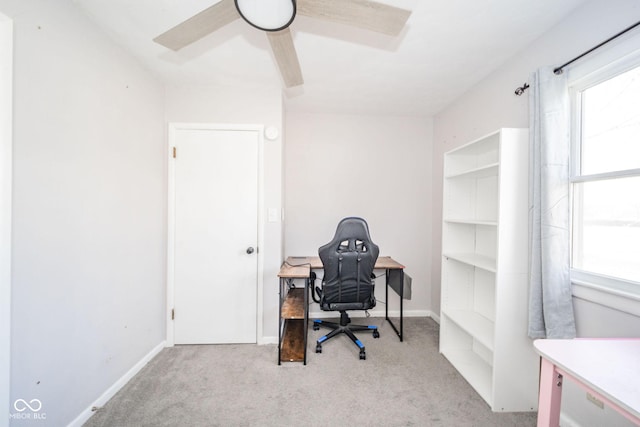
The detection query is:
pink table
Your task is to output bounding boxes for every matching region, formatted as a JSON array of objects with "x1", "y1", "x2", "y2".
[{"x1": 534, "y1": 339, "x2": 640, "y2": 427}]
